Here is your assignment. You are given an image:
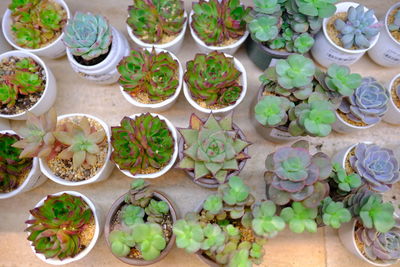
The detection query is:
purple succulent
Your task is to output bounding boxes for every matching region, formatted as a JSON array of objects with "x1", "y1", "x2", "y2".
[{"x1": 350, "y1": 143, "x2": 400, "y2": 192}]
